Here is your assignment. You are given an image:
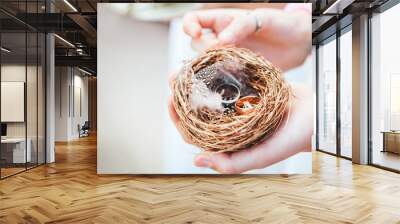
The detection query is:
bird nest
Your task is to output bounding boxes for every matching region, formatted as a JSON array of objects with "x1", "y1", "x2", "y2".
[{"x1": 172, "y1": 47, "x2": 291, "y2": 152}]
